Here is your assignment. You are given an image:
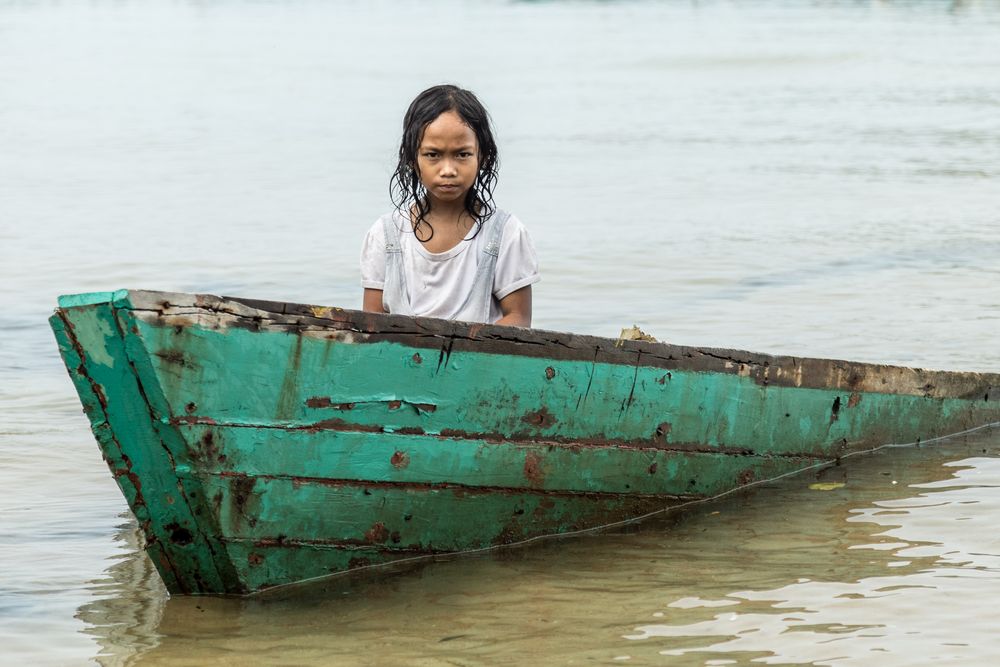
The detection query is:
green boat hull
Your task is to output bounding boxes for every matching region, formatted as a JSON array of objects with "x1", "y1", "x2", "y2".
[{"x1": 50, "y1": 290, "x2": 1000, "y2": 595}]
